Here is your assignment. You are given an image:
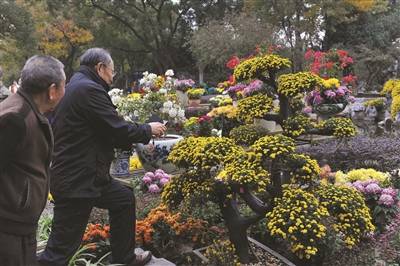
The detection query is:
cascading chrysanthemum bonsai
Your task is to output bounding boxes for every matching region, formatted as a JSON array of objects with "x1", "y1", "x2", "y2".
[{"x1": 161, "y1": 54, "x2": 364, "y2": 264}]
